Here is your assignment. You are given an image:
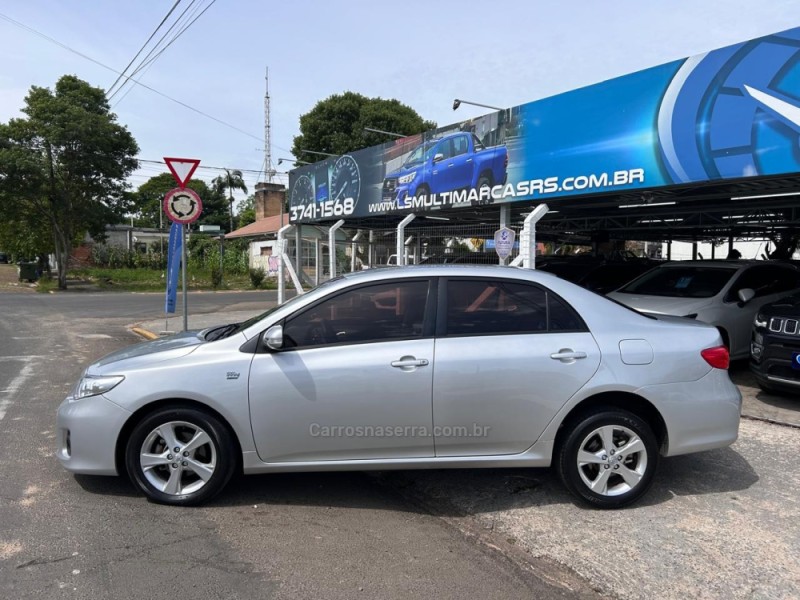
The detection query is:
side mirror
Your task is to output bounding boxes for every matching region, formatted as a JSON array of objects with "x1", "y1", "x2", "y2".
[
  {"x1": 262, "y1": 325, "x2": 284, "y2": 351},
  {"x1": 737, "y1": 288, "x2": 755, "y2": 304},
  {"x1": 433, "y1": 153, "x2": 445, "y2": 163}
]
